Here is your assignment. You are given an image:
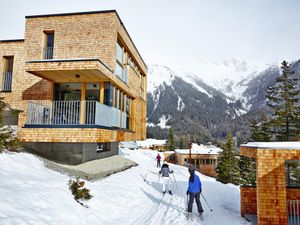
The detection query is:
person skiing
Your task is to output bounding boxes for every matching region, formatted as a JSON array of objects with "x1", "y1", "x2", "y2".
[
  {"x1": 159, "y1": 162, "x2": 173, "y2": 195},
  {"x1": 186, "y1": 165, "x2": 204, "y2": 219},
  {"x1": 156, "y1": 153, "x2": 161, "y2": 167}
]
